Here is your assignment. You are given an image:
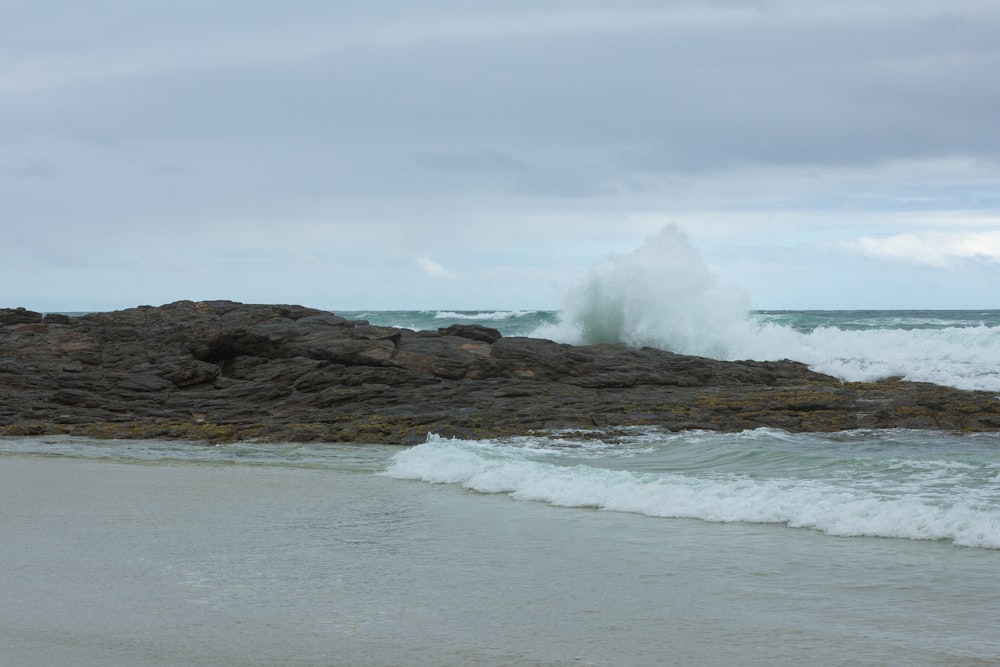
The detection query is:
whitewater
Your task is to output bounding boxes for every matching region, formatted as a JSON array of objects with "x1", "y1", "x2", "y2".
[
  {"x1": 348, "y1": 226, "x2": 1000, "y2": 392},
  {"x1": 383, "y1": 428, "x2": 1000, "y2": 550}
]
